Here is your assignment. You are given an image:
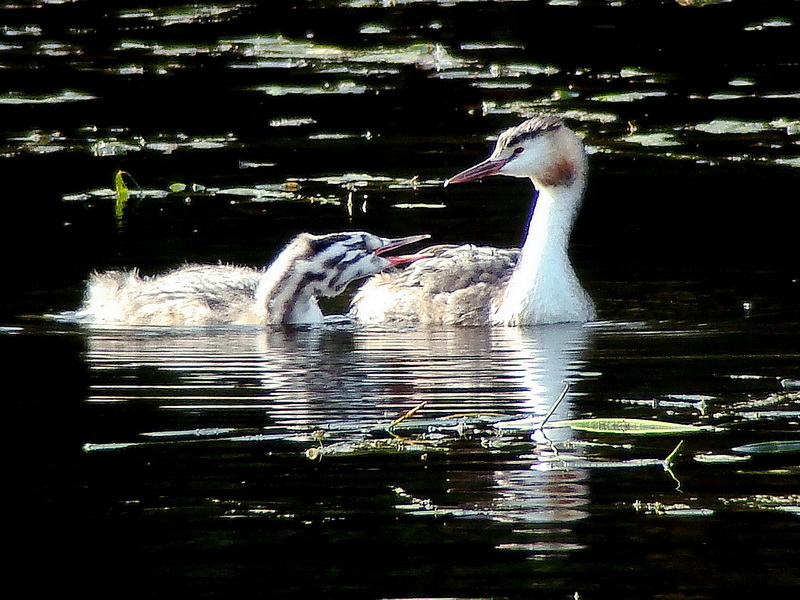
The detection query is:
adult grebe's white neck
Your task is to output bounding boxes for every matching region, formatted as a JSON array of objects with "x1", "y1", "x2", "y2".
[
  {"x1": 491, "y1": 172, "x2": 593, "y2": 325},
  {"x1": 446, "y1": 115, "x2": 595, "y2": 325}
]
